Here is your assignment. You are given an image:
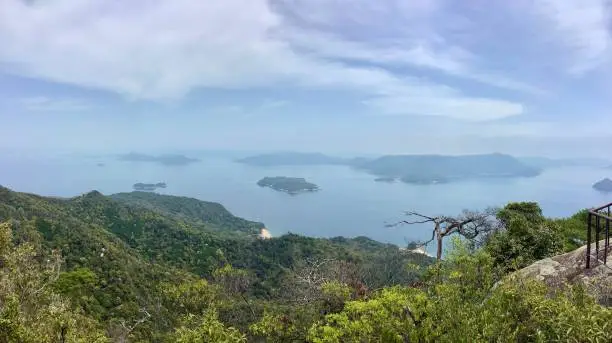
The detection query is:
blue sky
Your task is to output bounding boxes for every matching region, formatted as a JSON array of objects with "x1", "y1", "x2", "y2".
[{"x1": 0, "y1": 0, "x2": 611, "y2": 156}]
